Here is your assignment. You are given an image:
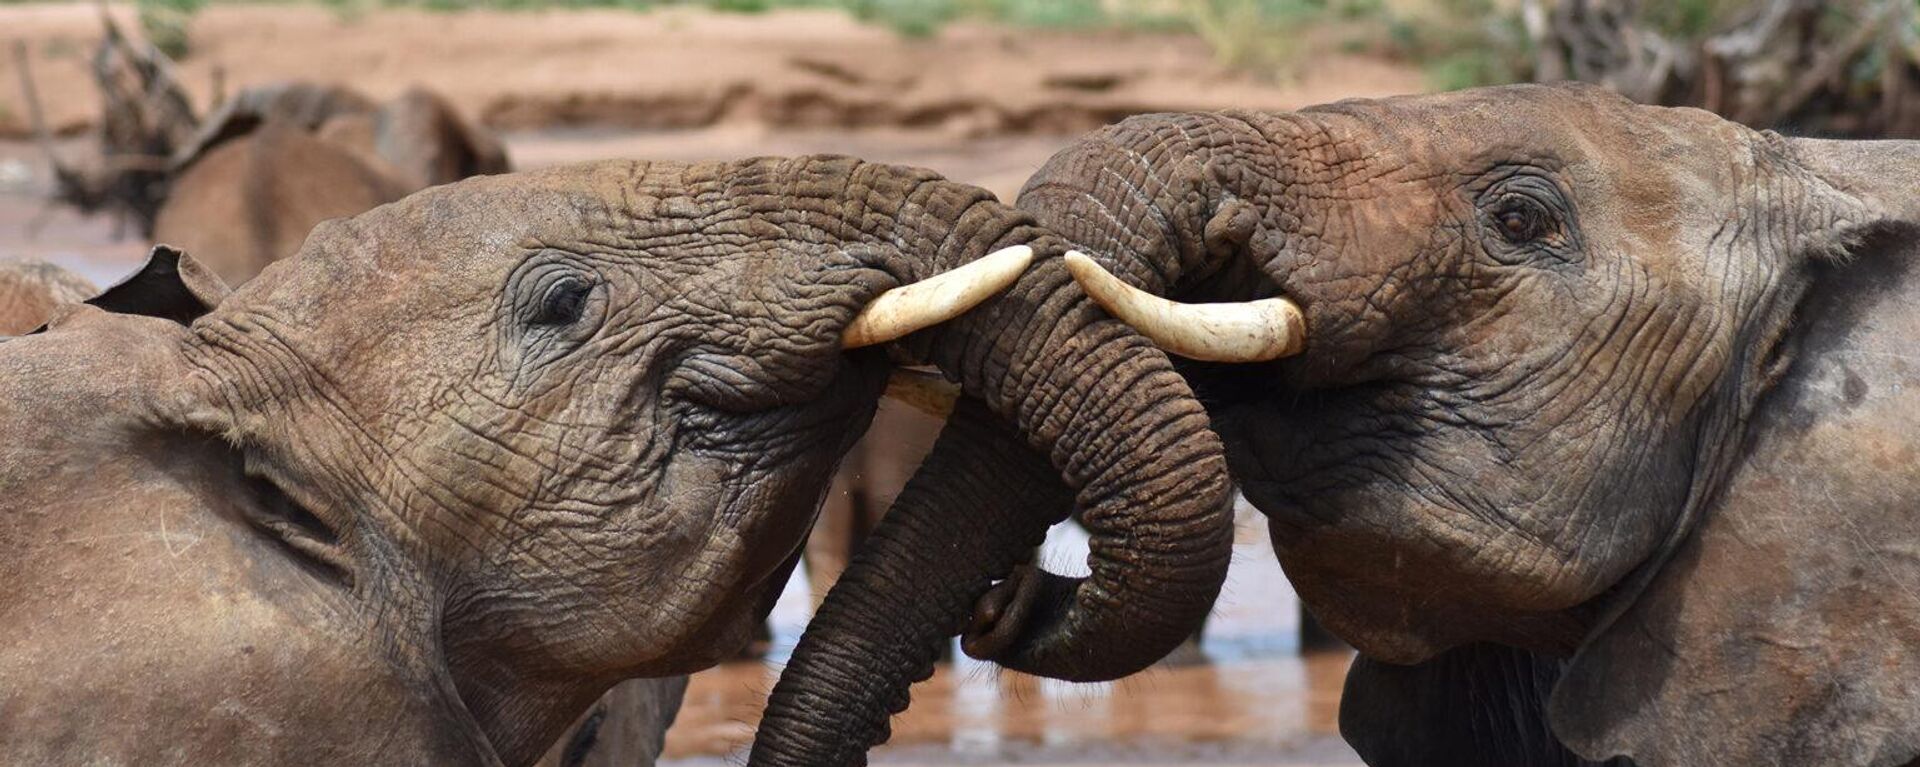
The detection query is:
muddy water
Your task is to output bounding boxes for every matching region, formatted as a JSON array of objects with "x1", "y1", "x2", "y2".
[
  {"x1": 1, "y1": 132, "x2": 1361, "y2": 766},
  {"x1": 658, "y1": 502, "x2": 1359, "y2": 765},
  {"x1": 663, "y1": 652, "x2": 1354, "y2": 766},
  {"x1": 0, "y1": 141, "x2": 149, "y2": 286}
]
